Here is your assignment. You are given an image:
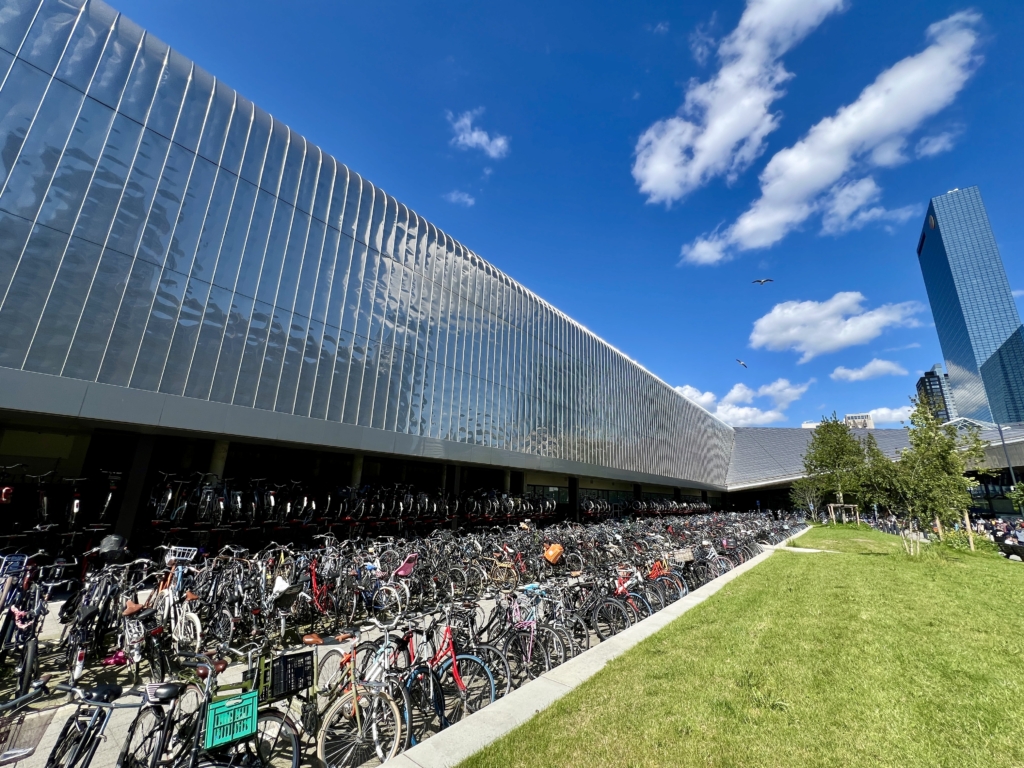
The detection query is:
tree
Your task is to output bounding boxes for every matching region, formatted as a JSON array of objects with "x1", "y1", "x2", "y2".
[
  {"x1": 802, "y1": 414, "x2": 865, "y2": 523},
  {"x1": 789, "y1": 476, "x2": 823, "y2": 518},
  {"x1": 859, "y1": 433, "x2": 903, "y2": 517},
  {"x1": 895, "y1": 397, "x2": 987, "y2": 546}
]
